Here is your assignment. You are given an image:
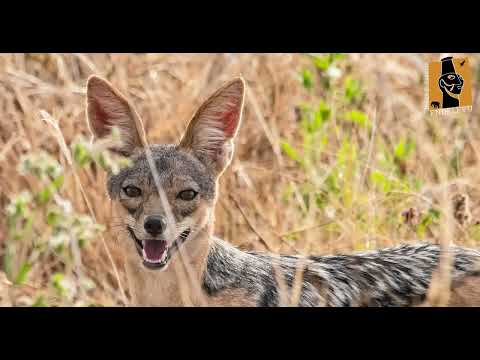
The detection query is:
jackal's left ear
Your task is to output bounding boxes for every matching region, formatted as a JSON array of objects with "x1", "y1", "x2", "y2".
[{"x1": 179, "y1": 77, "x2": 245, "y2": 174}]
